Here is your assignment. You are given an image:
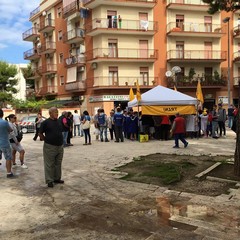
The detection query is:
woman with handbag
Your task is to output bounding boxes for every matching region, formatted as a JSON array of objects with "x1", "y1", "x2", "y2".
[
  {"x1": 6, "y1": 114, "x2": 27, "y2": 169},
  {"x1": 81, "y1": 111, "x2": 91, "y2": 145}
]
